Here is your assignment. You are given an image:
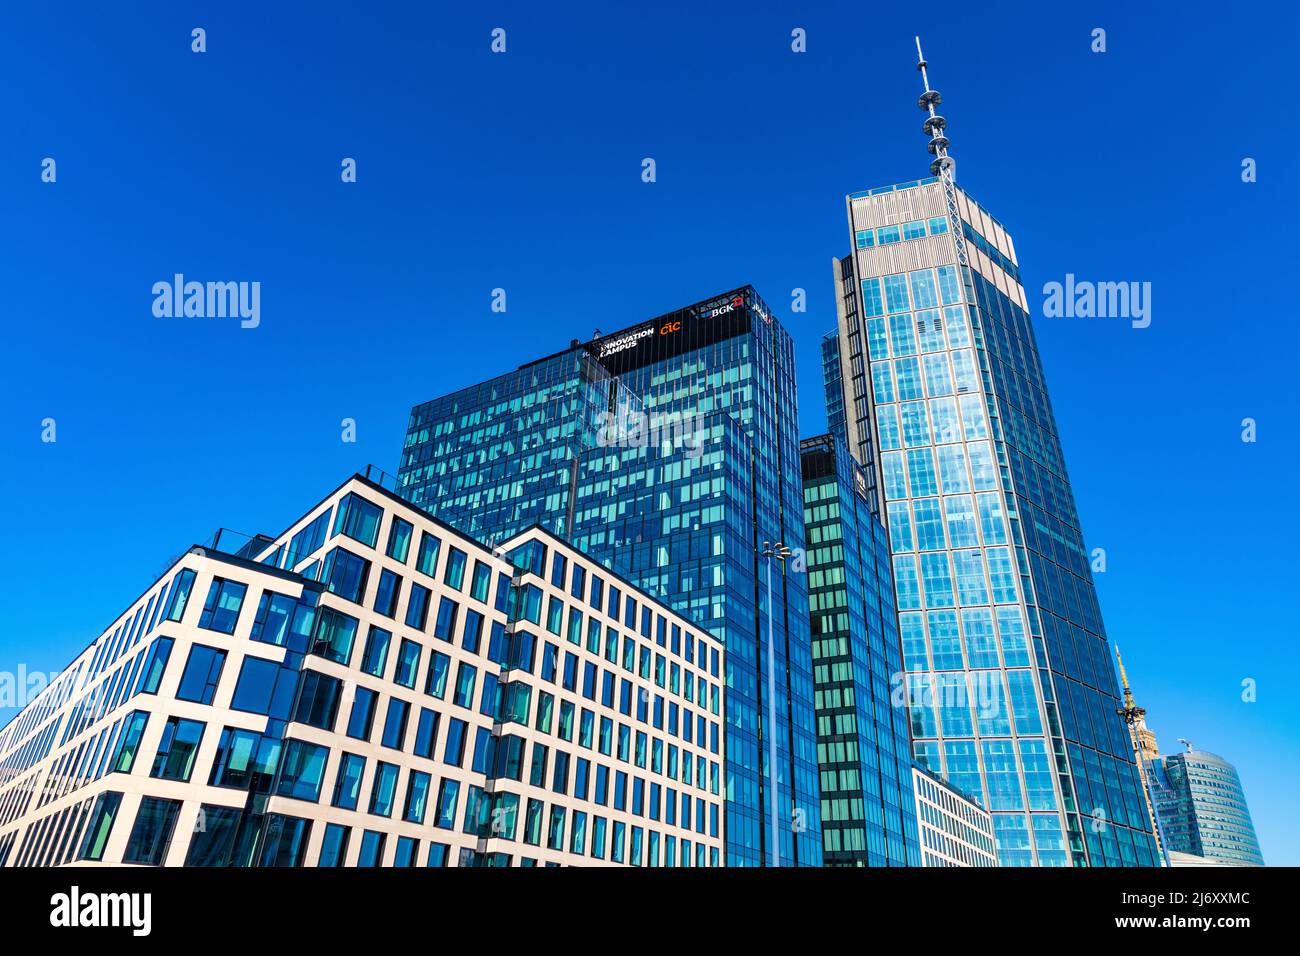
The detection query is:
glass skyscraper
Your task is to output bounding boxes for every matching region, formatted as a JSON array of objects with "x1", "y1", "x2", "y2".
[
  {"x1": 800, "y1": 434, "x2": 919, "y2": 866},
  {"x1": 823, "y1": 59, "x2": 1159, "y2": 863},
  {"x1": 1149, "y1": 747, "x2": 1264, "y2": 866},
  {"x1": 399, "y1": 288, "x2": 821, "y2": 866}
]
